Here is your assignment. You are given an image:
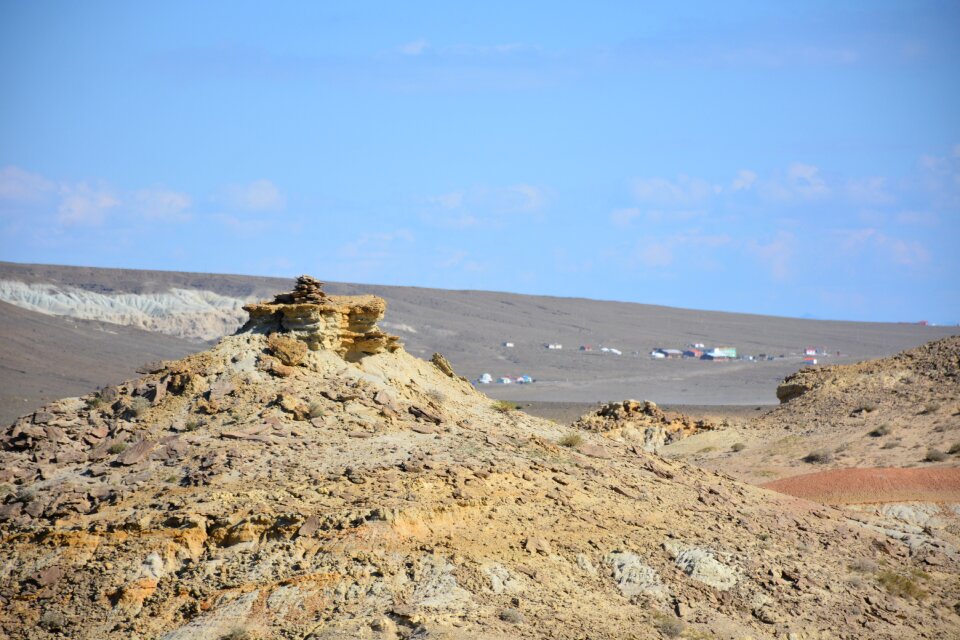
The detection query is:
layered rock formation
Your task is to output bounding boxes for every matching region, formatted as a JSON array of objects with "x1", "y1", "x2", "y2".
[
  {"x1": 0, "y1": 286, "x2": 958, "y2": 639},
  {"x1": 241, "y1": 275, "x2": 401, "y2": 360},
  {"x1": 573, "y1": 399, "x2": 718, "y2": 452}
]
